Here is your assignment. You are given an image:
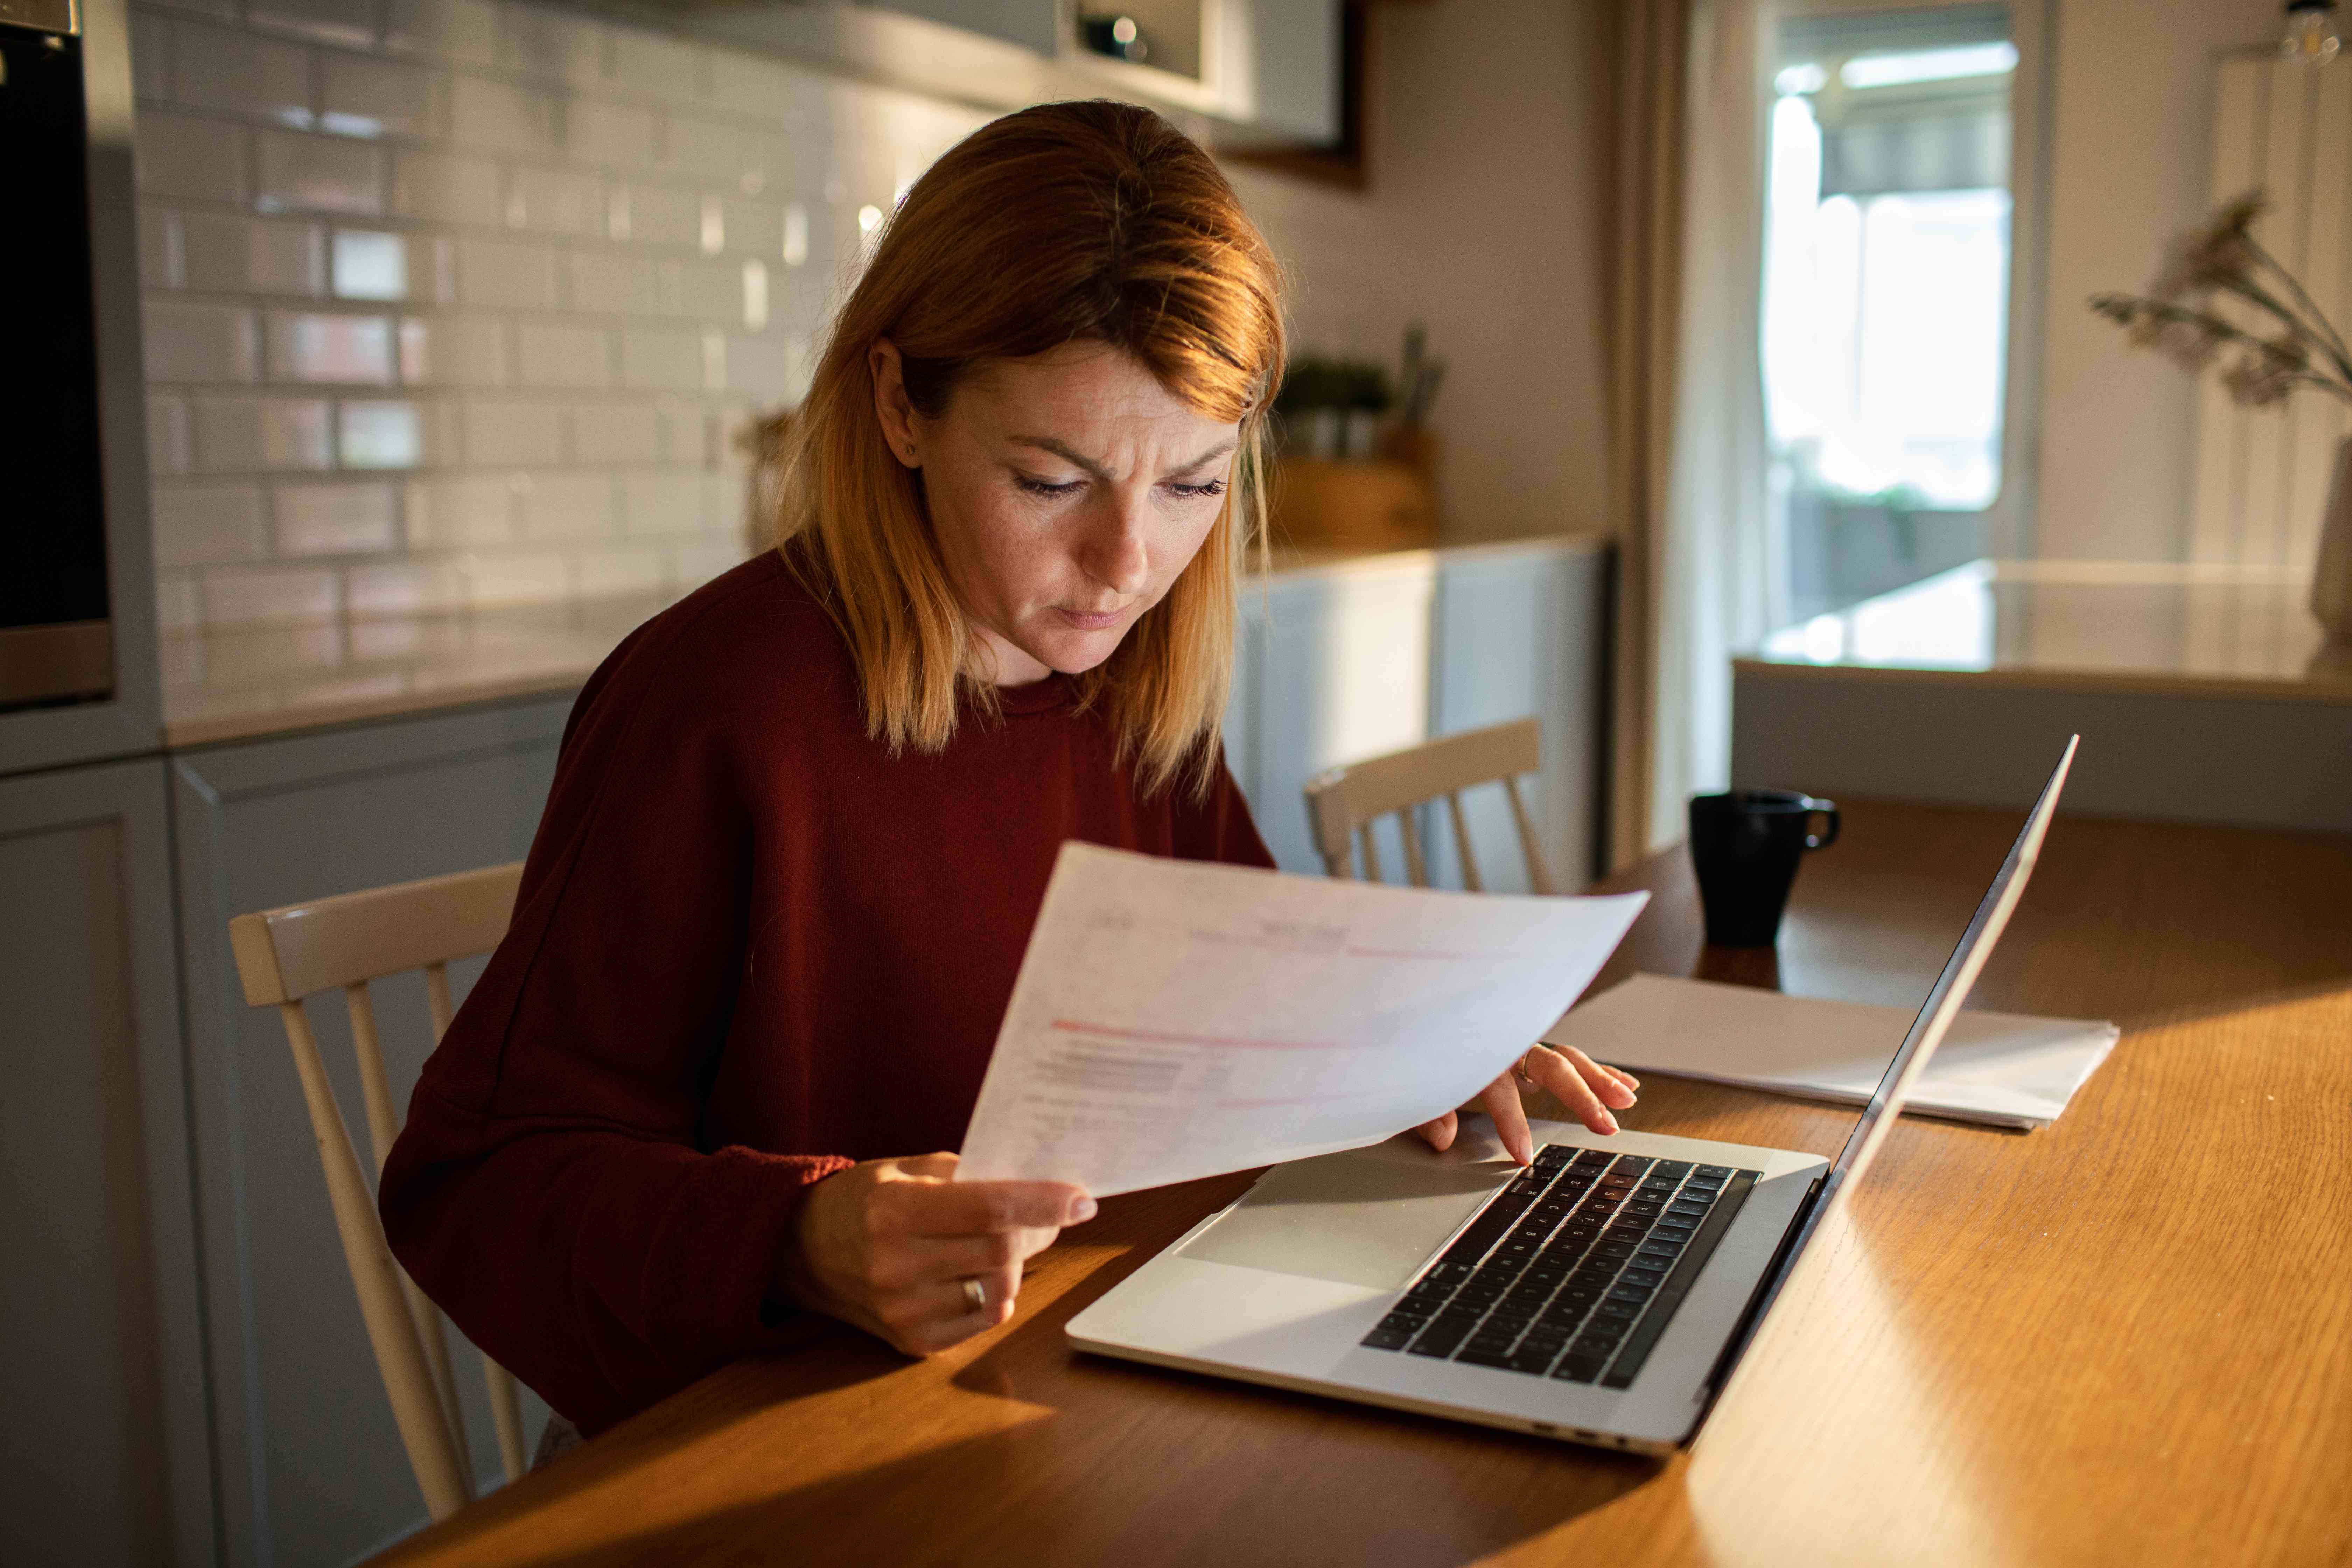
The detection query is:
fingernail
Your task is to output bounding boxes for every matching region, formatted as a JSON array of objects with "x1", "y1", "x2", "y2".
[
  {"x1": 1599, "y1": 1112, "x2": 1619, "y2": 1135},
  {"x1": 1070, "y1": 1196, "x2": 1097, "y2": 1223}
]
